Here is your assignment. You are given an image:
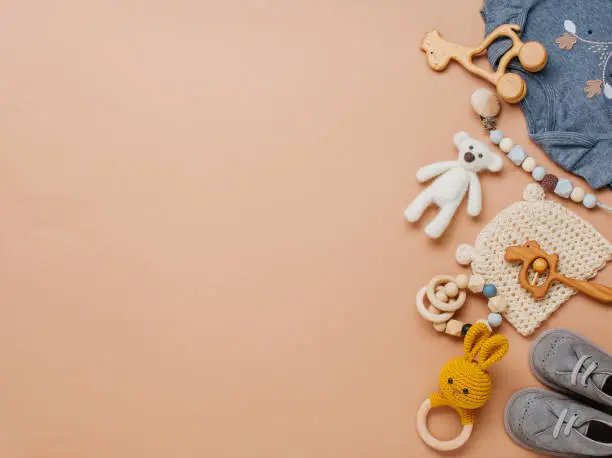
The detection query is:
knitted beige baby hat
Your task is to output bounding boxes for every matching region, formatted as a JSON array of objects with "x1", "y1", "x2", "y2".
[{"x1": 456, "y1": 184, "x2": 612, "y2": 336}]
